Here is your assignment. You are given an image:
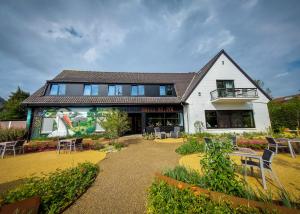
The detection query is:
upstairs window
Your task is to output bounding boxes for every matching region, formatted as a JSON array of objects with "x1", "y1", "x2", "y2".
[
  {"x1": 108, "y1": 85, "x2": 122, "y2": 96},
  {"x1": 160, "y1": 85, "x2": 173, "y2": 96},
  {"x1": 131, "y1": 85, "x2": 145, "y2": 96},
  {"x1": 49, "y1": 84, "x2": 66, "y2": 95},
  {"x1": 84, "y1": 84, "x2": 99, "y2": 96}
]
